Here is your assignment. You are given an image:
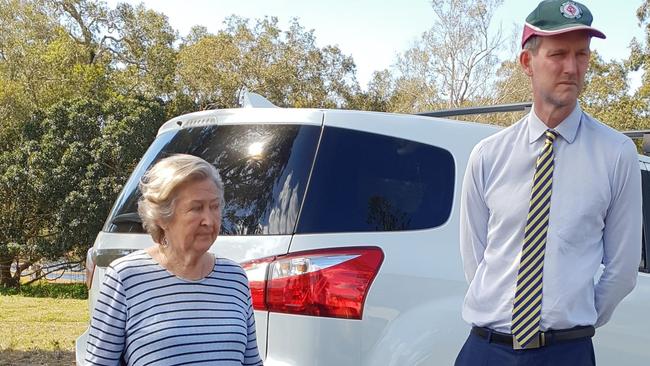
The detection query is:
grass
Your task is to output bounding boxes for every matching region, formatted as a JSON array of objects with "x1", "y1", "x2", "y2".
[{"x1": 0, "y1": 283, "x2": 89, "y2": 365}]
